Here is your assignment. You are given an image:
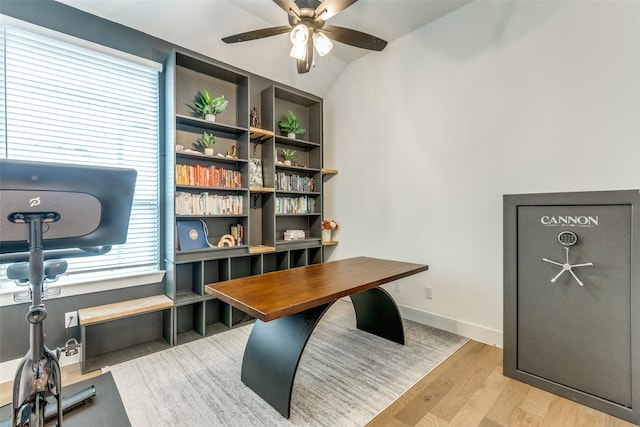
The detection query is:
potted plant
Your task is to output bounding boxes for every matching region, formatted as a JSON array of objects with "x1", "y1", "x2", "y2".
[
  {"x1": 193, "y1": 89, "x2": 229, "y2": 122},
  {"x1": 281, "y1": 148, "x2": 297, "y2": 166},
  {"x1": 321, "y1": 219, "x2": 338, "y2": 242},
  {"x1": 196, "y1": 132, "x2": 216, "y2": 155},
  {"x1": 278, "y1": 111, "x2": 305, "y2": 139}
]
